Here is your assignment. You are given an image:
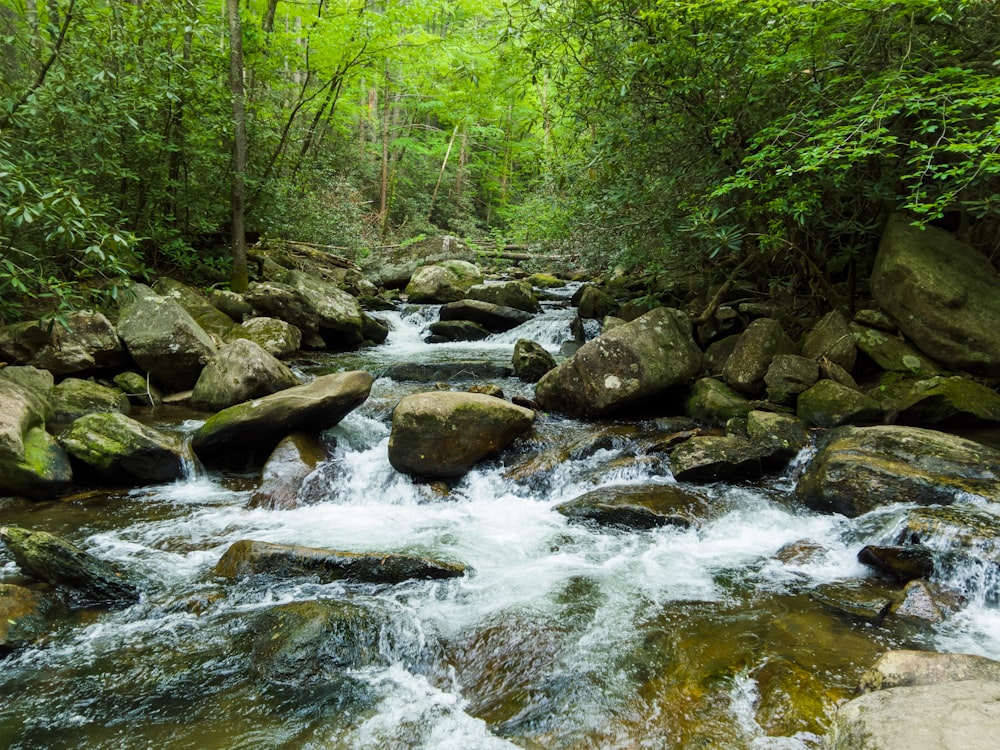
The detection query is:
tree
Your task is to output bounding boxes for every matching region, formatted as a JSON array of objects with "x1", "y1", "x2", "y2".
[{"x1": 227, "y1": 0, "x2": 249, "y2": 292}]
